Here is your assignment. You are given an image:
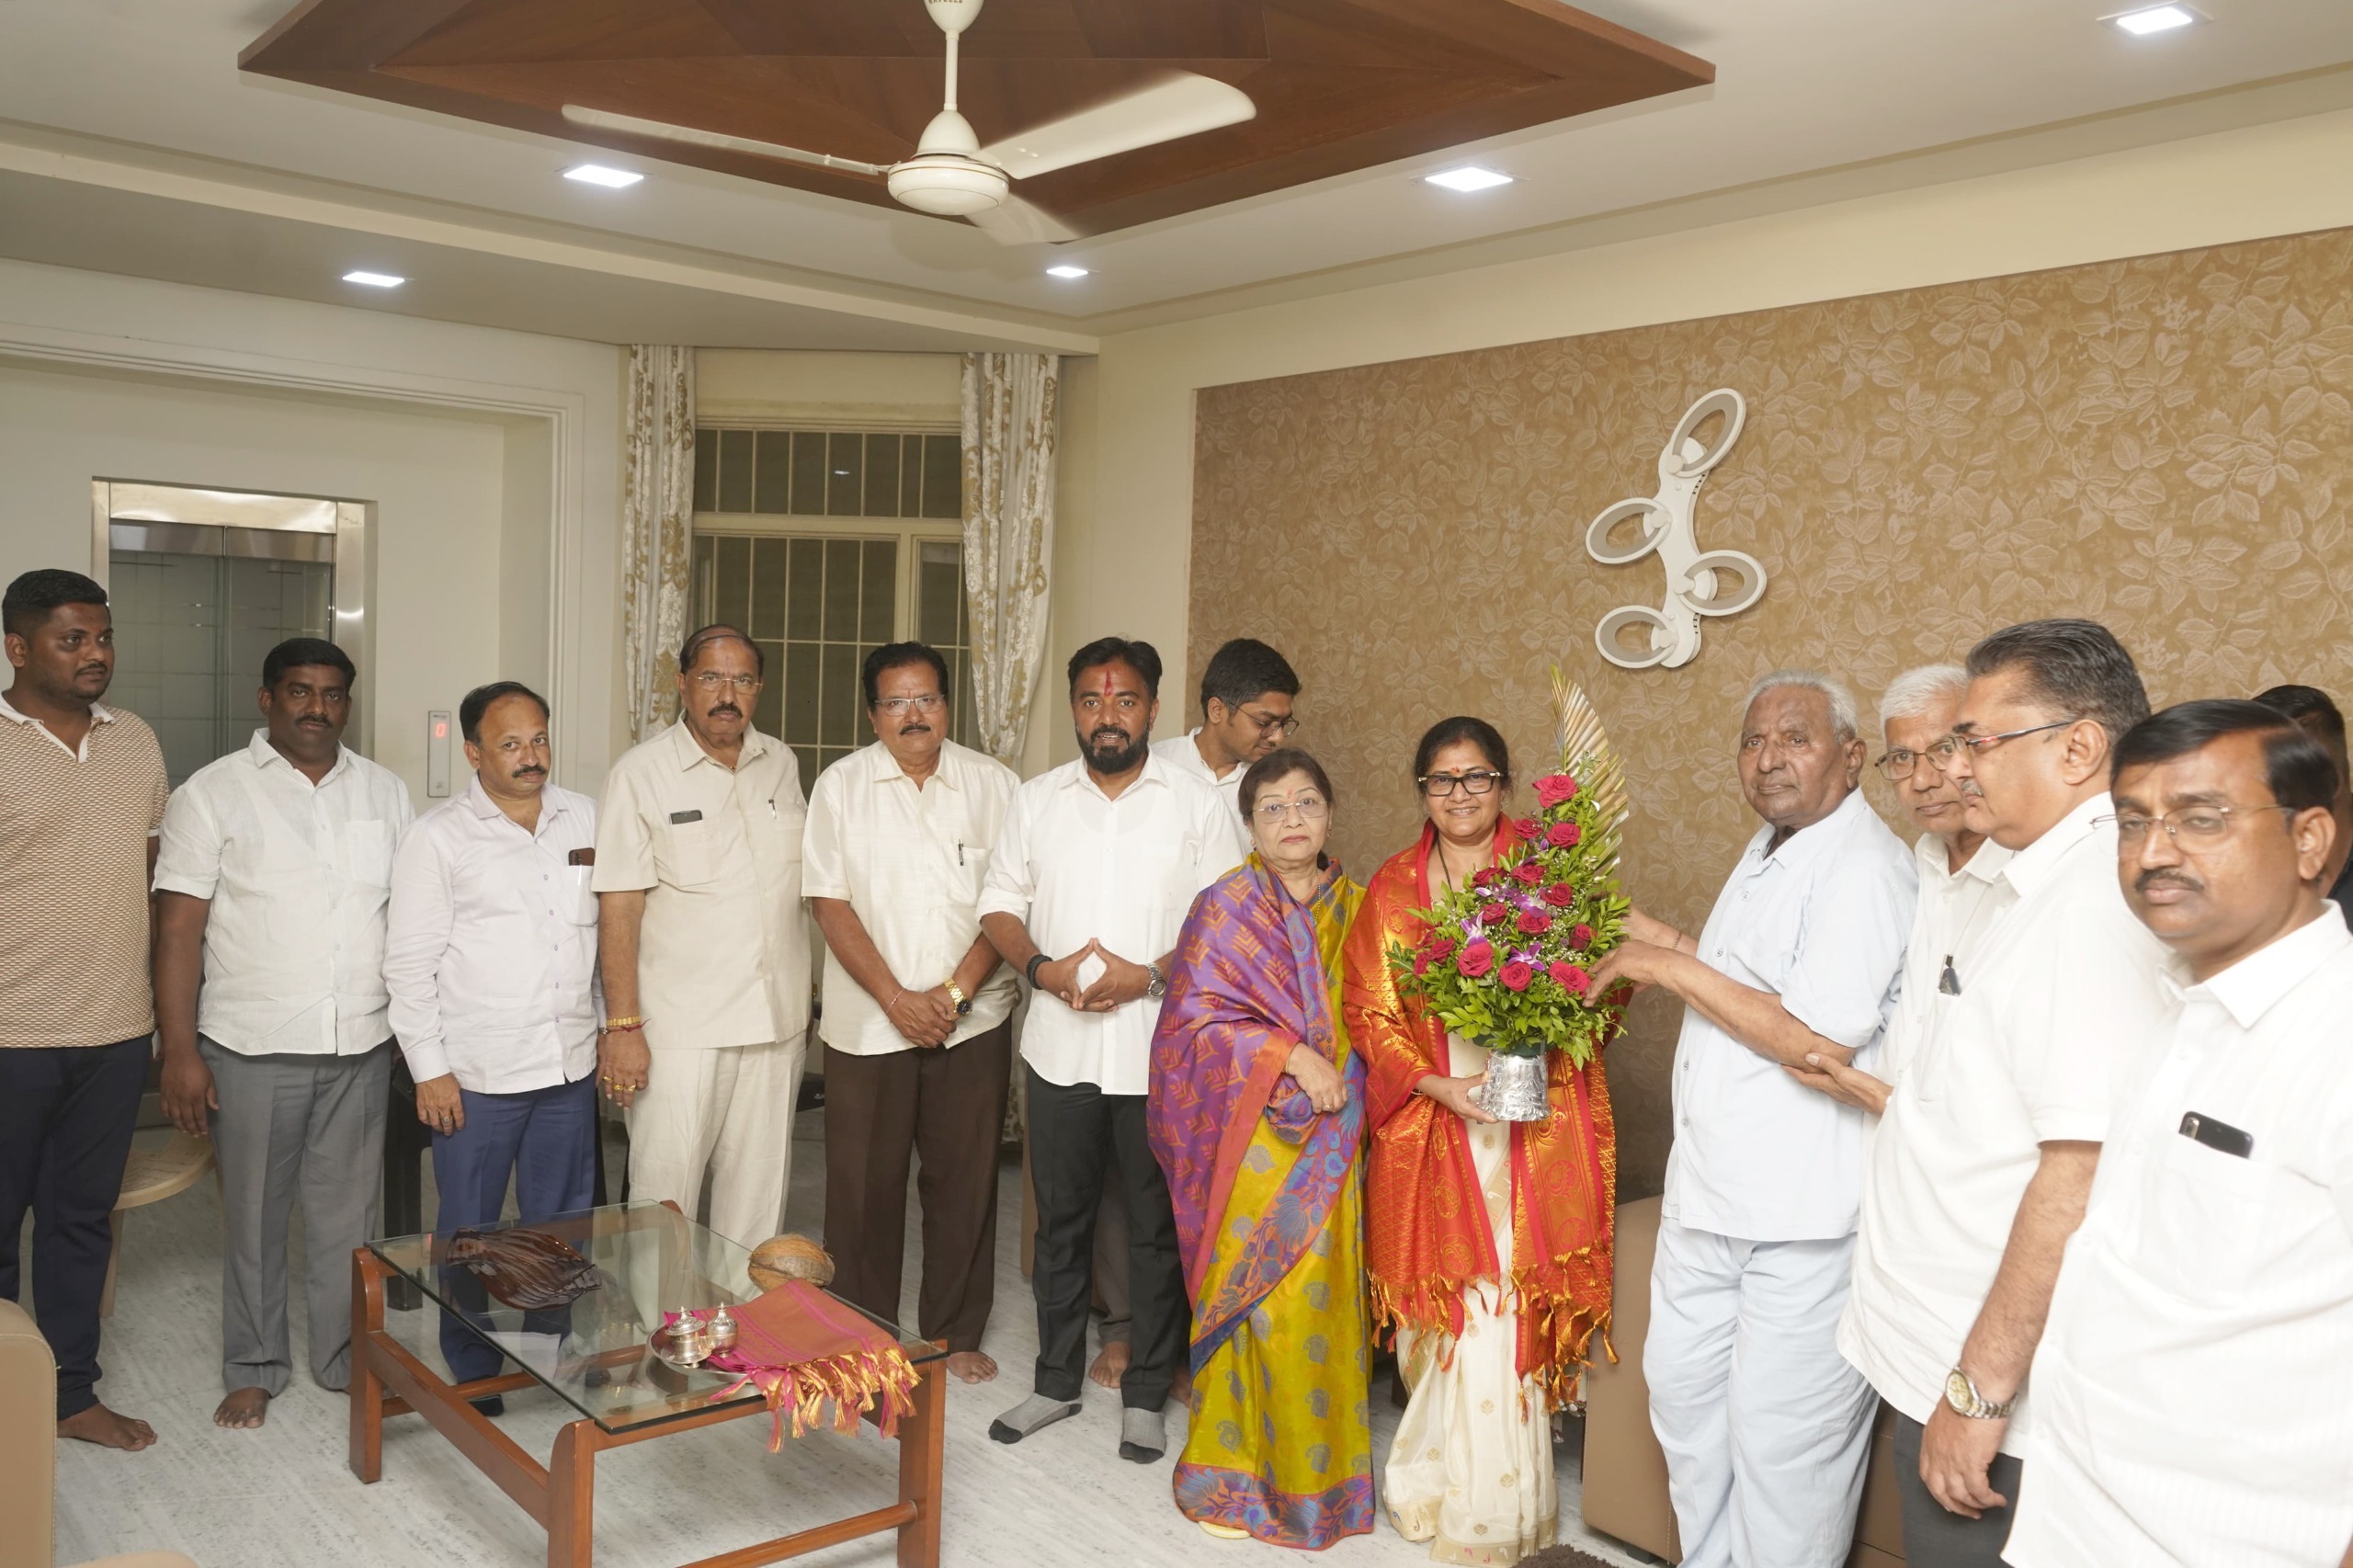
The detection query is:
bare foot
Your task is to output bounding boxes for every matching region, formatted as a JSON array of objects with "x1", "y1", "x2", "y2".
[
  {"x1": 1170, "y1": 1367, "x2": 1194, "y2": 1410},
  {"x1": 1086, "y1": 1339, "x2": 1130, "y2": 1390},
  {"x1": 214, "y1": 1387, "x2": 270, "y2": 1429},
  {"x1": 58, "y1": 1403, "x2": 157, "y2": 1451},
  {"x1": 946, "y1": 1350, "x2": 998, "y2": 1384}
]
